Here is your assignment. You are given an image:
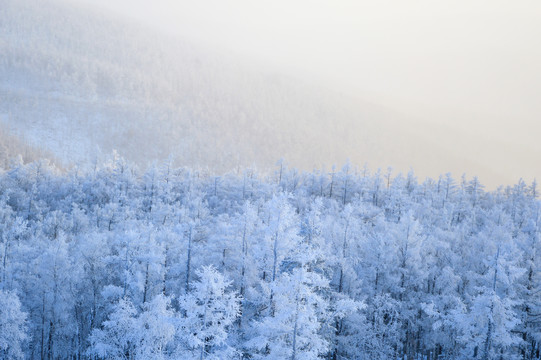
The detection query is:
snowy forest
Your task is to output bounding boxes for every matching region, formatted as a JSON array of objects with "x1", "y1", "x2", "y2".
[{"x1": 0, "y1": 156, "x2": 539, "y2": 360}]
